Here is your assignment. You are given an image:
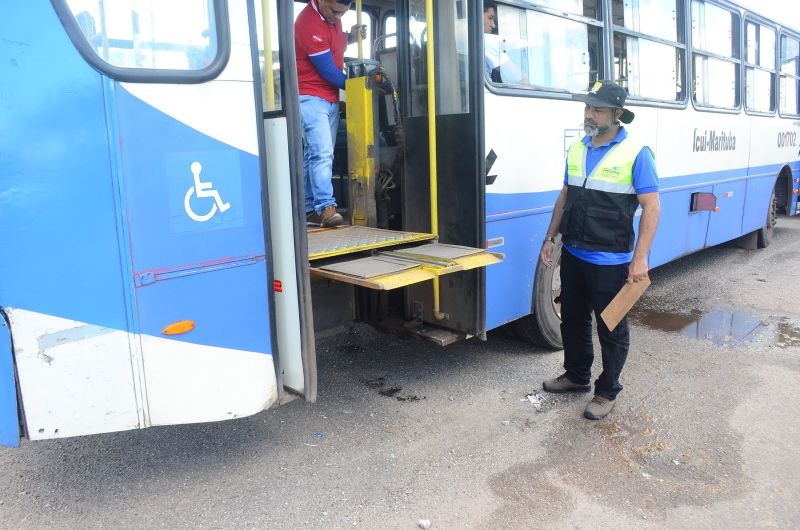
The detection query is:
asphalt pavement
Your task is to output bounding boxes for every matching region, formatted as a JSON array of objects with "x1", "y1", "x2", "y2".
[{"x1": 2, "y1": 217, "x2": 800, "y2": 529}]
